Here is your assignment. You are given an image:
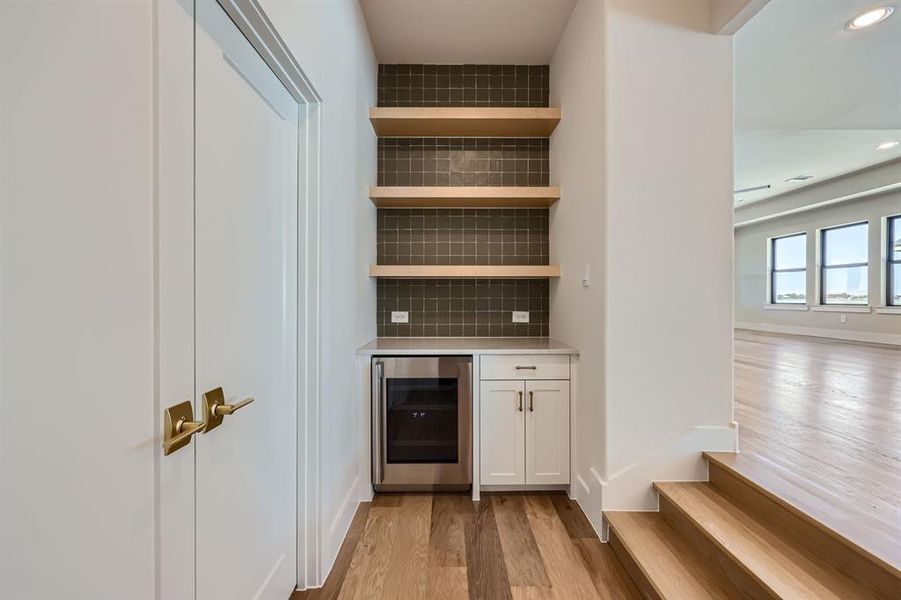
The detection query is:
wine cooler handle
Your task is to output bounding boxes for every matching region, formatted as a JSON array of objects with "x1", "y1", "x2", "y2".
[{"x1": 373, "y1": 360, "x2": 384, "y2": 485}]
